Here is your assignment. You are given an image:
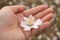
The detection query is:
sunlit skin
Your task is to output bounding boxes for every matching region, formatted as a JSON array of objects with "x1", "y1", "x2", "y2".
[{"x1": 0, "y1": 5, "x2": 53, "y2": 40}]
